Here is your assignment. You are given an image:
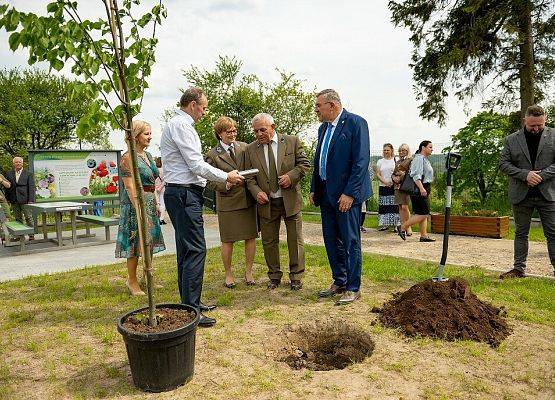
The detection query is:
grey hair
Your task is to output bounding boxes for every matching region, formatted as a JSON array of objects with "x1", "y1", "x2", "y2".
[
  {"x1": 251, "y1": 113, "x2": 275, "y2": 126},
  {"x1": 316, "y1": 89, "x2": 341, "y2": 105},
  {"x1": 12, "y1": 156, "x2": 23, "y2": 163}
]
